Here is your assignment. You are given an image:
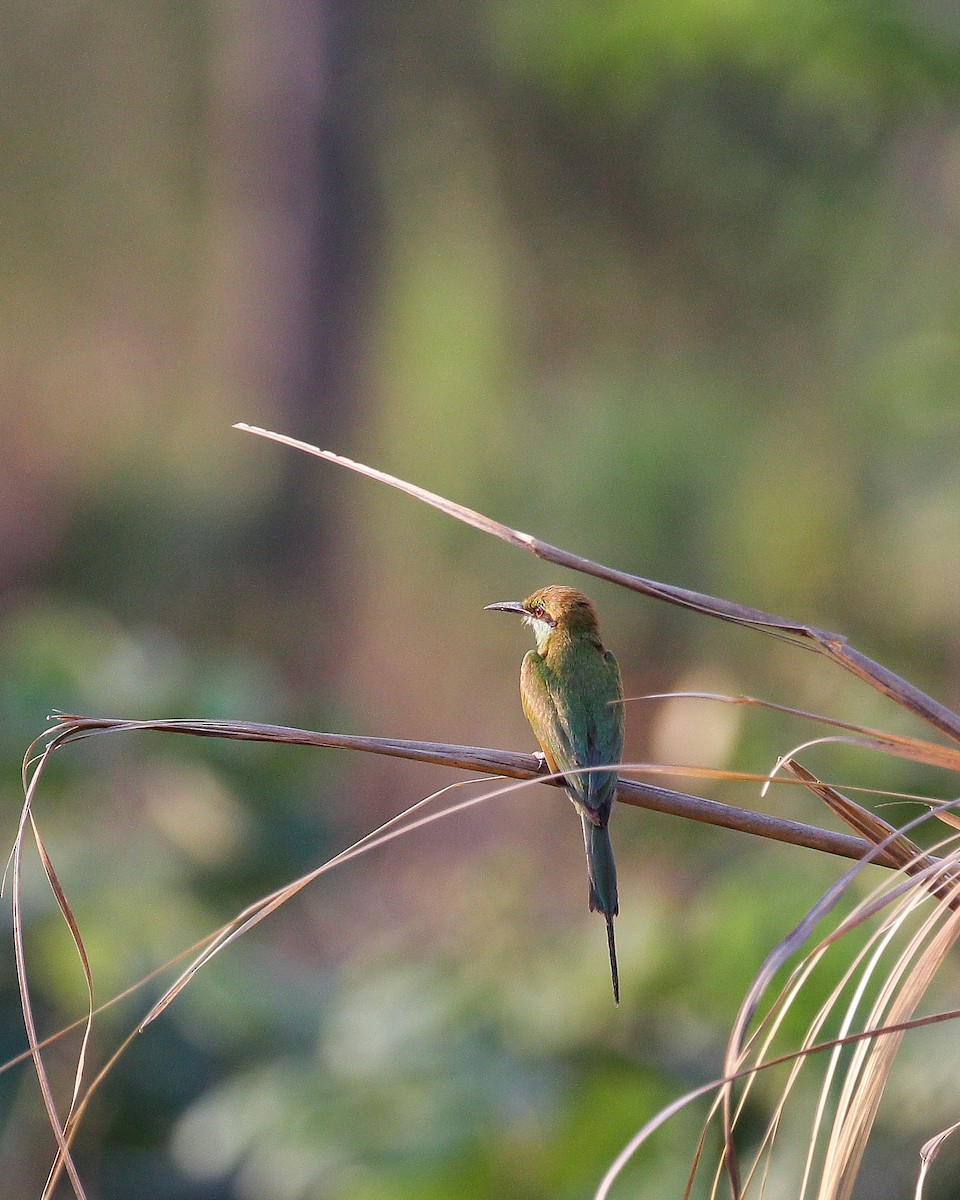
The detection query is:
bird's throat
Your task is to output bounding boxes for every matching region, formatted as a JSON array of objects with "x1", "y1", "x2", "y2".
[{"x1": 526, "y1": 615, "x2": 555, "y2": 654}]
